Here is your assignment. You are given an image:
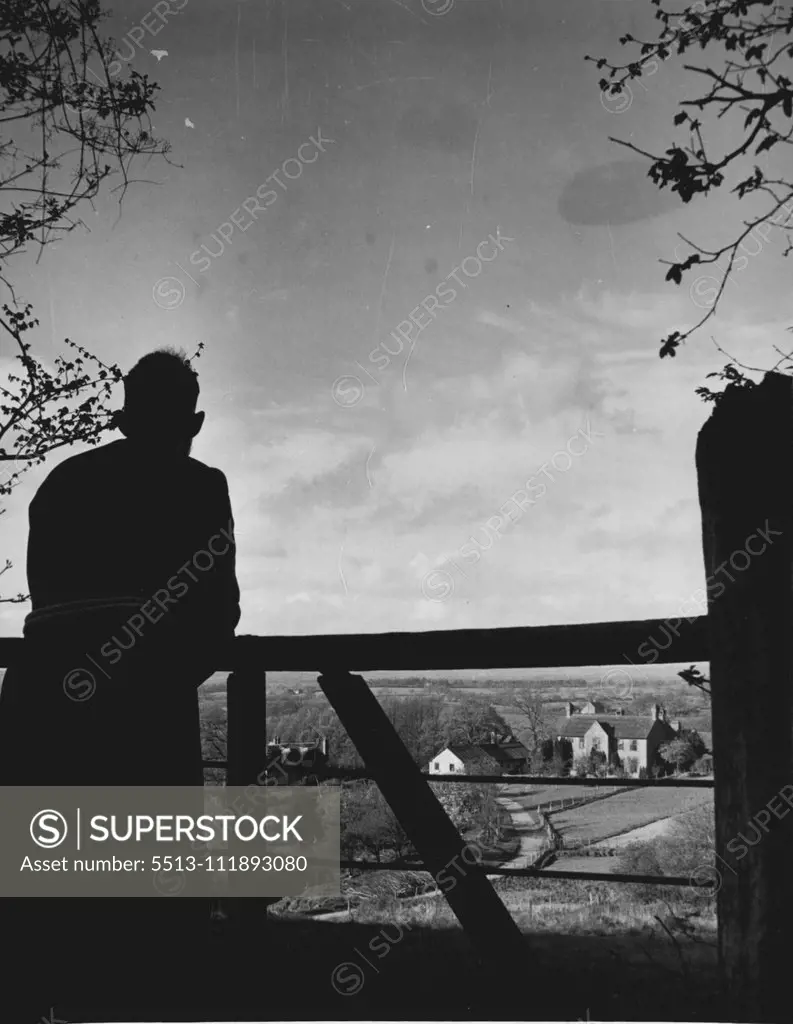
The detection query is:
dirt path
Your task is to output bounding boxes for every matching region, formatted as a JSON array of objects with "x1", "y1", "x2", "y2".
[{"x1": 496, "y1": 785, "x2": 549, "y2": 869}]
